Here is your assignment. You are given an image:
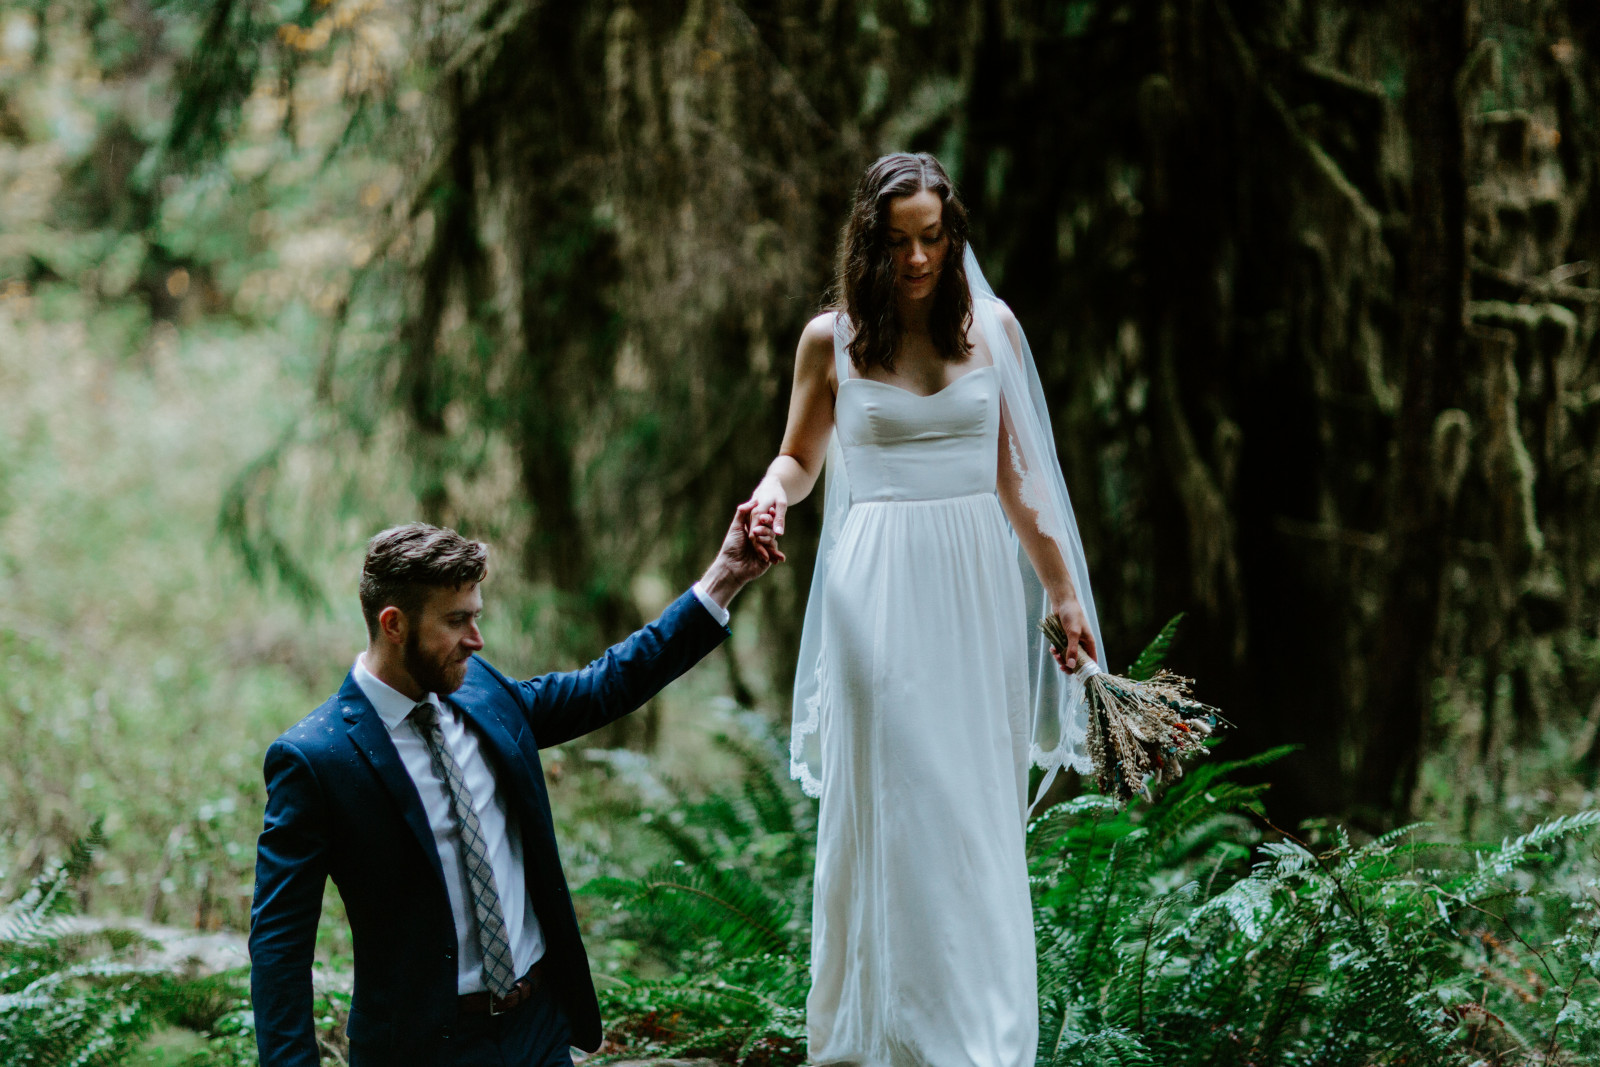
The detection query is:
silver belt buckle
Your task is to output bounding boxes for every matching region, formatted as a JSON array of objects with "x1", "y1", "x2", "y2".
[{"x1": 488, "y1": 979, "x2": 524, "y2": 1016}]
